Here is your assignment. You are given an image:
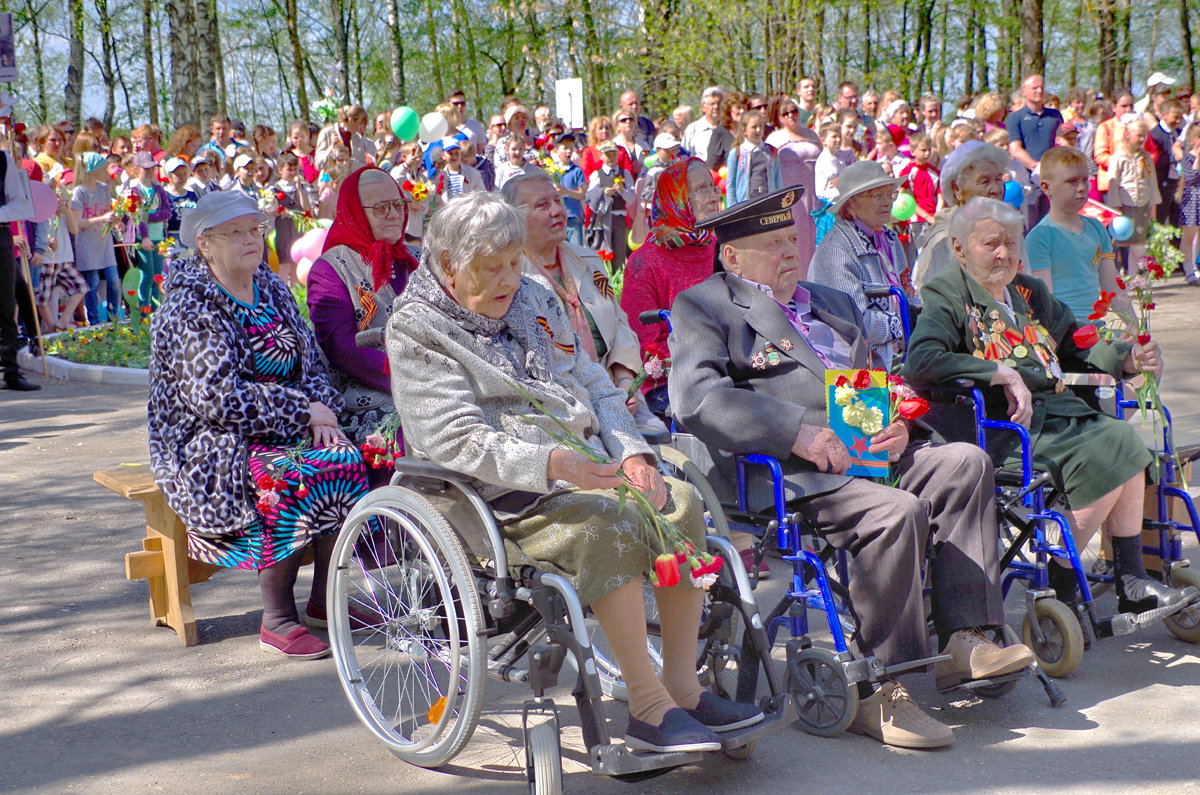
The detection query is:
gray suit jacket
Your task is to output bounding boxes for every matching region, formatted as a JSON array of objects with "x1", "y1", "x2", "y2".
[{"x1": 668, "y1": 272, "x2": 868, "y2": 510}]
